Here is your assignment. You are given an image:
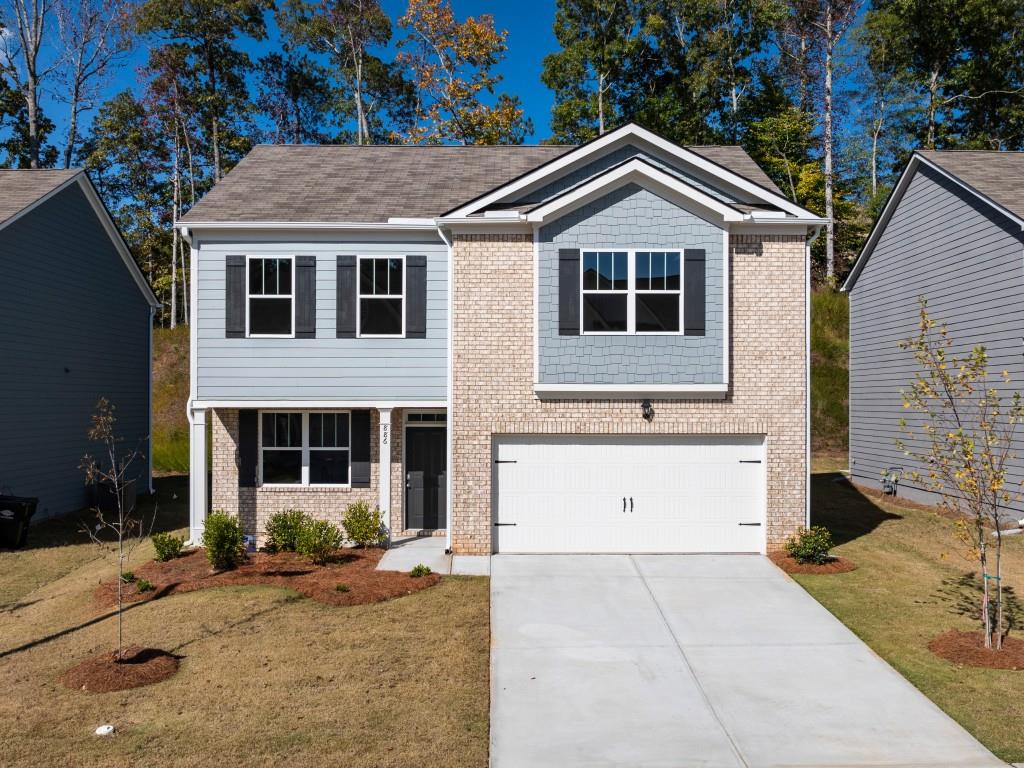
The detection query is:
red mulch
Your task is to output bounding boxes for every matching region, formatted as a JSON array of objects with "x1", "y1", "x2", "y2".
[
  {"x1": 60, "y1": 645, "x2": 180, "y2": 693},
  {"x1": 929, "y1": 629, "x2": 1024, "y2": 670},
  {"x1": 769, "y1": 550, "x2": 857, "y2": 575},
  {"x1": 93, "y1": 548, "x2": 440, "y2": 610}
]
